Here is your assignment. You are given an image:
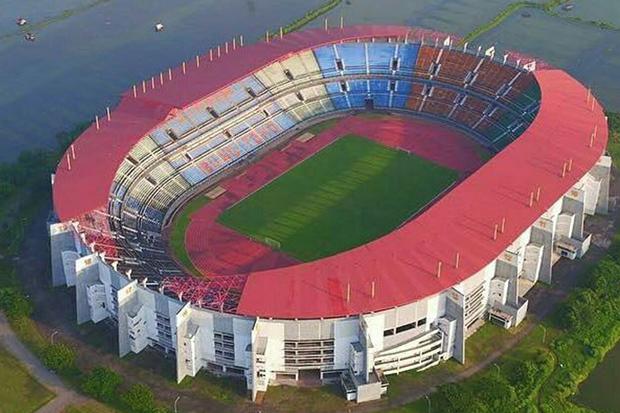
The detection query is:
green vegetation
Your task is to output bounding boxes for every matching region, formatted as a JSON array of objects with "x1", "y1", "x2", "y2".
[
  {"x1": 43, "y1": 342, "x2": 77, "y2": 374},
  {"x1": 458, "y1": 0, "x2": 620, "y2": 45},
  {"x1": 606, "y1": 112, "x2": 620, "y2": 167},
  {"x1": 0, "y1": 126, "x2": 88, "y2": 412},
  {"x1": 121, "y1": 384, "x2": 167, "y2": 413},
  {"x1": 168, "y1": 195, "x2": 211, "y2": 276},
  {"x1": 219, "y1": 135, "x2": 458, "y2": 261},
  {"x1": 269, "y1": 0, "x2": 342, "y2": 38},
  {"x1": 386, "y1": 320, "x2": 533, "y2": 399},
  {"x1": 264, "y1": 384, "x2": 348, "y2": 413},
  {"x1": 460, "y1": 1, "x2": 535, "y2": 45},
  {"x1": 0, "y1": 286, "x2": 33, "y2": 320},
  {"x1": 573, "y1": 342, "x2": 620, "y2": 412},
  {"x1": 538, "y1": 255, "x2": 620, "y2": 412},
  {"x1": 124, "y1": 348, "x2": 246, "y2": 404},
  {"x1": 81, "y1": 367, "x2": 123, "y2": 402},
  {"x1": 0, "y1": 345, "x2": 55, "y2": 413}
]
